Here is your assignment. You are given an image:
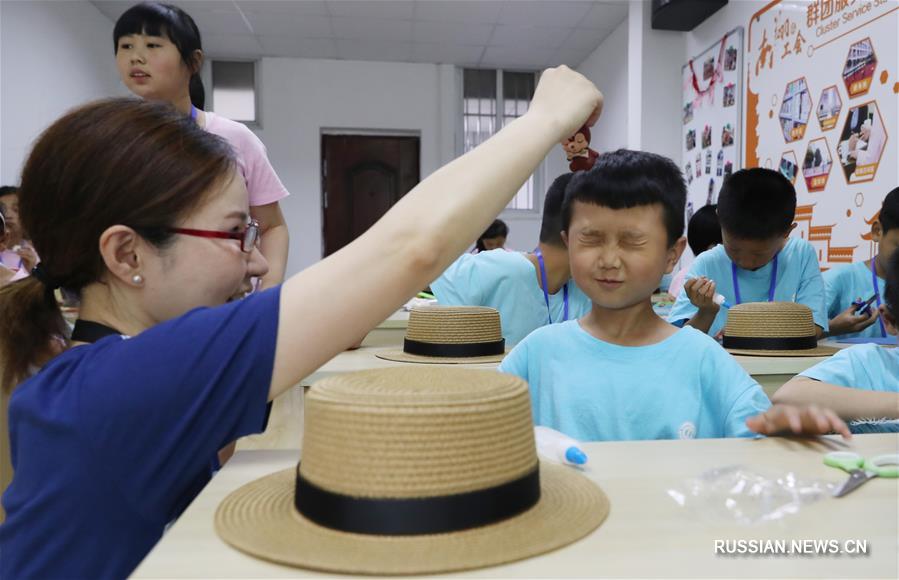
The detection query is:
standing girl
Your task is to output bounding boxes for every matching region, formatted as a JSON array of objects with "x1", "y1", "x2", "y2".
[{"x1": 114, "y1": 2, "x2": 289, "y2": 290}]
